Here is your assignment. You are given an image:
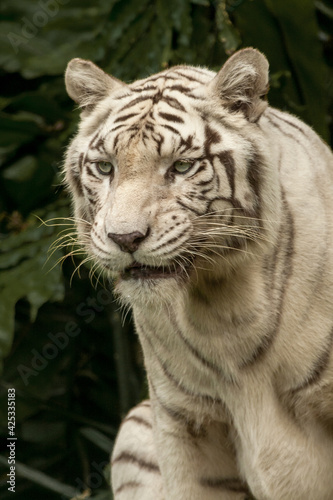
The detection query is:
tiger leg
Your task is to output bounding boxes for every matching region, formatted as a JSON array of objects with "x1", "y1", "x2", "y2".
[
  {"x1": 111, "y1": 400, "x2": 165, "y2": 500},
  {"x1": 111, "y1": 400, "x2": 252, "y2": 500},
  {"x1": 153, "y1": 400, "x2": 253, "y2": 500},
  {"x1": 228, "y1": 384, "x2": 333, "y2": 500}
]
